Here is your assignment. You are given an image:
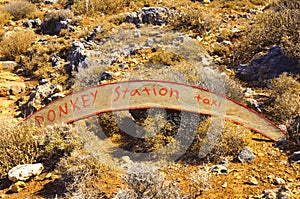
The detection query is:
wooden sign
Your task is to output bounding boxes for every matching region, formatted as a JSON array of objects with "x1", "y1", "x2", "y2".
[{"x1": 24, "y1": 80, "x2": 286, "y2": 141}]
